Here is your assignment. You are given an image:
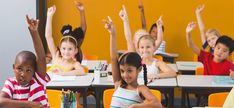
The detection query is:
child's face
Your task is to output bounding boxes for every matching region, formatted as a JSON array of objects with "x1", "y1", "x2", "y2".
[
  {"x1": 150, "y1": 27, "x2": 157, "y2": 40},
  {"x1": 120, "y1": 64, "x2": 140, "y2": 84},
  {"x1": 213, "y1": 43, "x2": 230, "y2": 62},
  {"x1": 206, "y1": 35, "x2": 218, "y2": 49},
  {"x1": 13, "y1": 58, "x2": 35, "y2": 86},
  {"x1": 138, "y1": 39, "x2": 155, "y2": 58},
  {"x1": 60, "y1": 41, "x2": 78, "y2": 60}
]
